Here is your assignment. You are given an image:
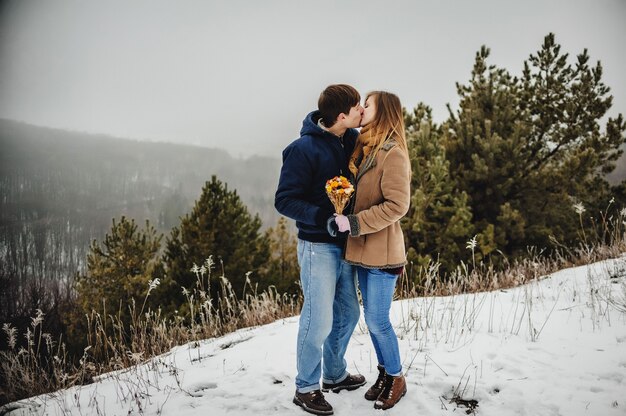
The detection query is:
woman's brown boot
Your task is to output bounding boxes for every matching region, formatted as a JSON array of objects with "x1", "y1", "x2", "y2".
[
  {"x1": 374, "y1": 374, "x2": 407, "y2": 410},
  {"x1": 364, "y1": 365, "x2": 386, "y2": 401}
]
